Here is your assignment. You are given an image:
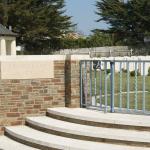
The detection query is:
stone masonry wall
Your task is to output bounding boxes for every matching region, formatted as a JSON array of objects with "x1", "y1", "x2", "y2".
[
  {"x1": 0, "y1": 55, "x2": 84, "y2": 135},
  {"x1": 0, "y1": 60, "x2": 69, "y2": 134},
  {"x1": 65, "y1": 56, "x2": 80, "y2": 108}
]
